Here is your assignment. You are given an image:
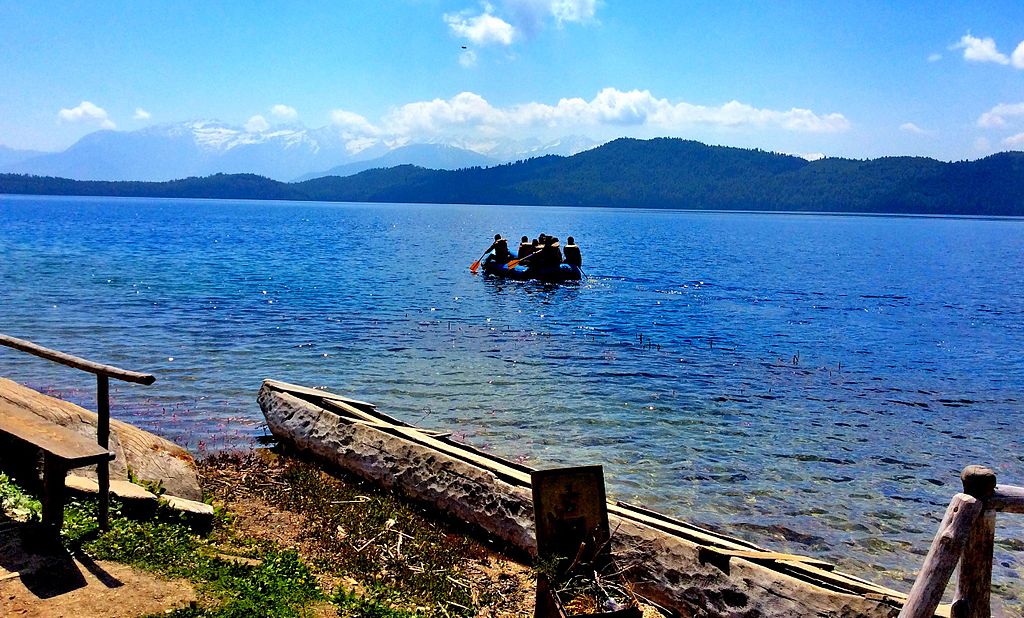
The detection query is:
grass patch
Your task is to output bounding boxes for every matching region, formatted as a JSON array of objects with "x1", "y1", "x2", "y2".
[
  {"x1": 65, "y1": 500, "x2": 322, "y2": 617},
  {"x1": 334, "y1": 586, "x2": 420, "y2": 618},
  {"x1": 0, "y1": 472, "x2": 322, "y2": 617},
  {"x1": 200, "y1": 449, "x2": 532, "y2": 617},
  {"x1": 1, "y1": 450, "x2": 531, "y2": 617},
  {"x1": 0, "y1": 471, "x2": 41, "y2": 518}
]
